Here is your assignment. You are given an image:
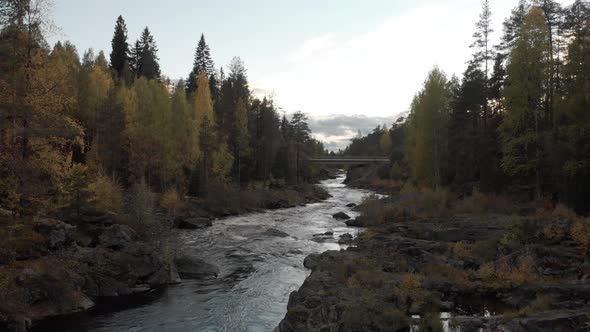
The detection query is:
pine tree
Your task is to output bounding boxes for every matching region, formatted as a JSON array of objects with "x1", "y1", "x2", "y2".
[
  {"x1": 109, "y1": 15, "x2": 130, "y2": 78},
  {"x1": 500, "y1": 0, "x2": 531, "y2": 52},
  {"x1": 471, "y1": 0, "x2": 494, "y2": 80},
  {"x1": 186, "y1": 34, "x2": 214, "y2": 95}
]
